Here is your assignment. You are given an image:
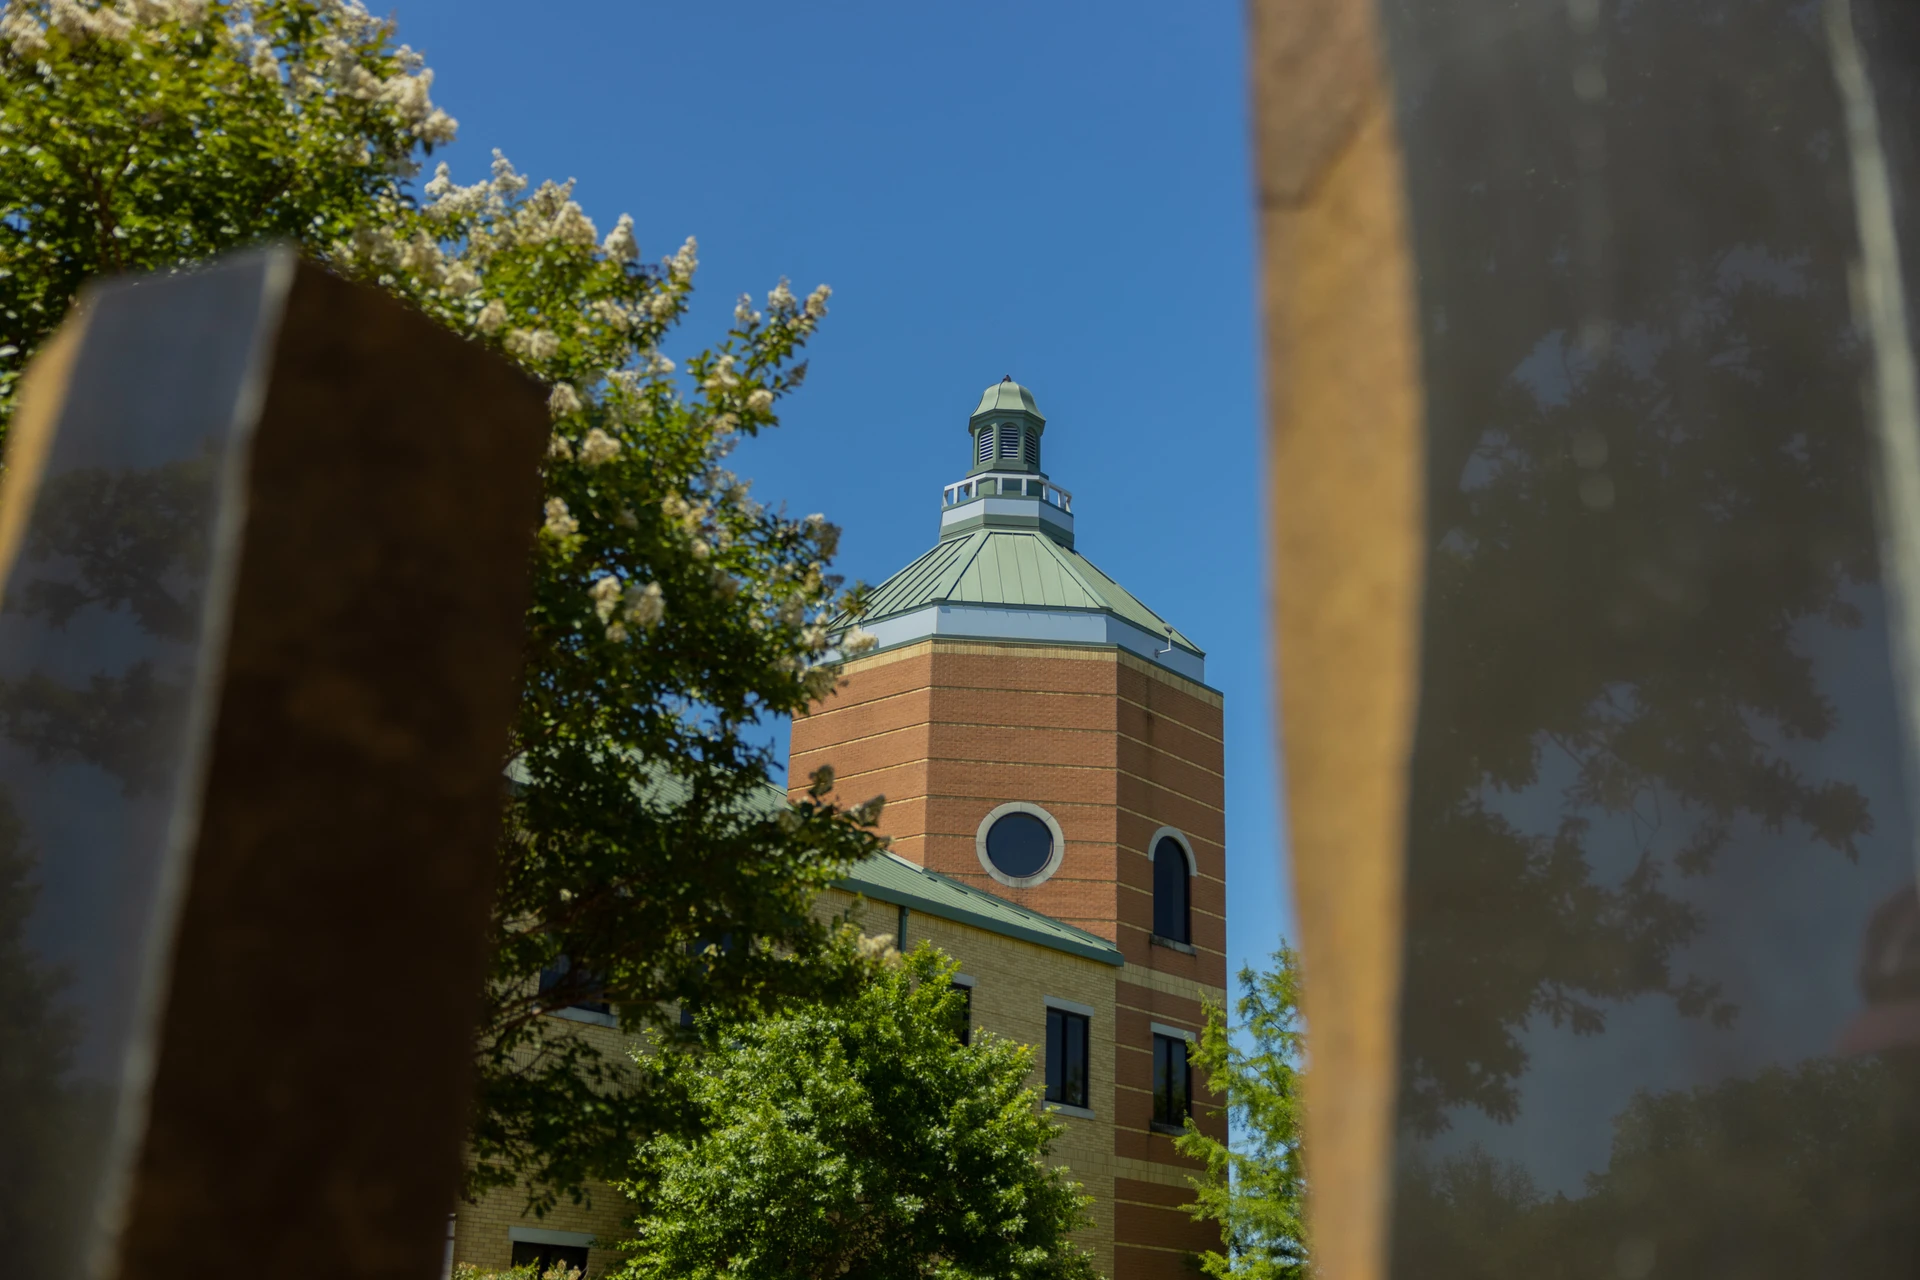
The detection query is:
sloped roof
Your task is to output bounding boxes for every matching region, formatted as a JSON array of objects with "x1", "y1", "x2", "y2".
[
  {"x1": 857, "y1": 527, "x2": 1200, "y2": 653},
  {"x1": 837, "y1": 851, "x2": 1123, "y2": 966}
]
